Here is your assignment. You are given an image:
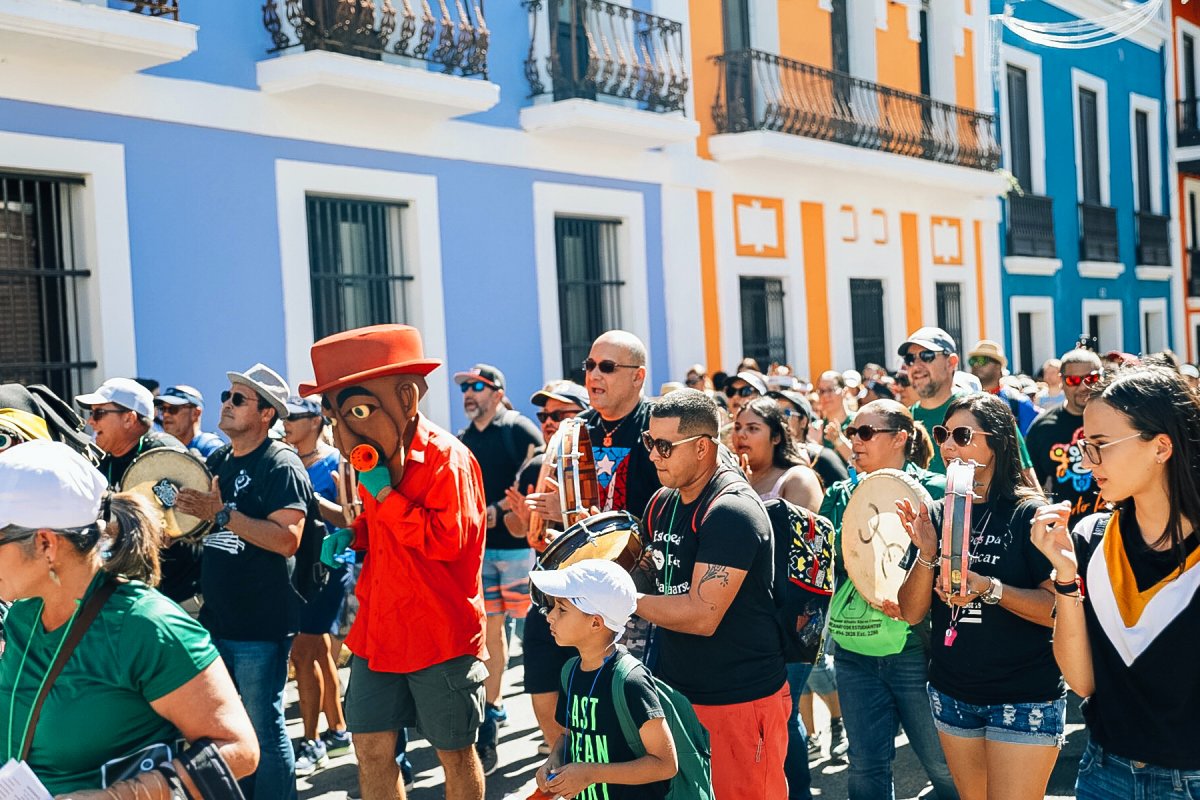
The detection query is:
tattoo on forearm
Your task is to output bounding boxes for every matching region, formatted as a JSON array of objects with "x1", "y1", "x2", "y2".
[{"x1": 697, "y1": 565, "x2": 730, "y2": 610}]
